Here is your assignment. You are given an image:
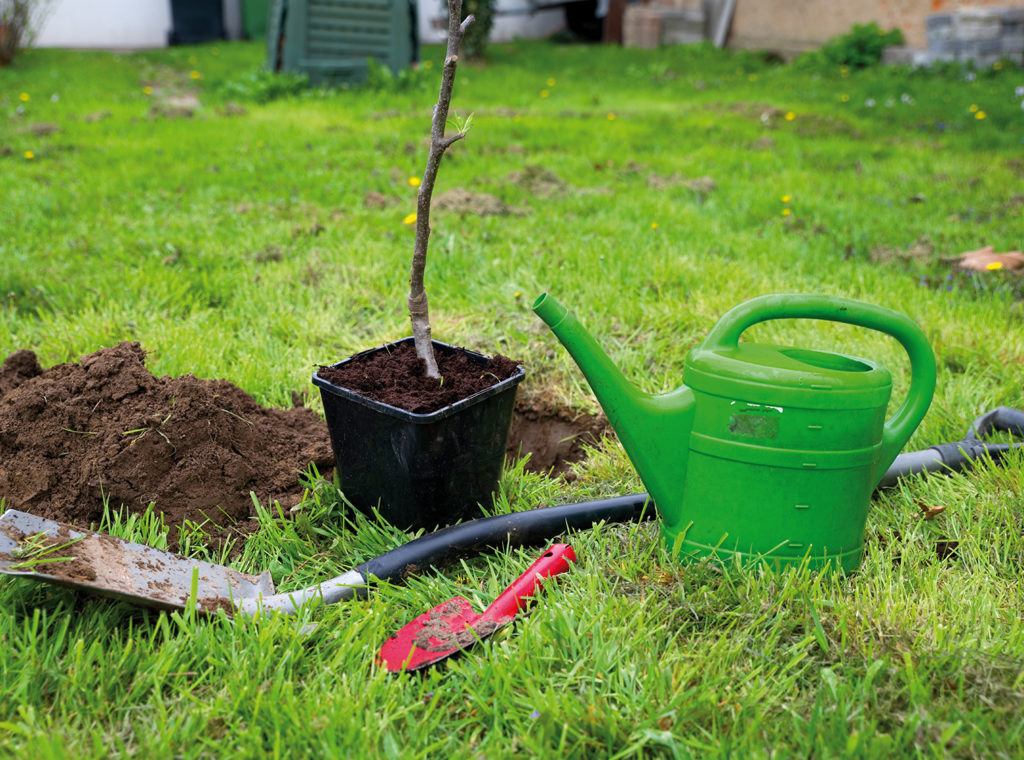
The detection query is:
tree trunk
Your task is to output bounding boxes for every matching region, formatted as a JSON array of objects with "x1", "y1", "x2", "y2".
[{"x1": 407, "y1": 0, "x2": 474, "y2": 380}]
